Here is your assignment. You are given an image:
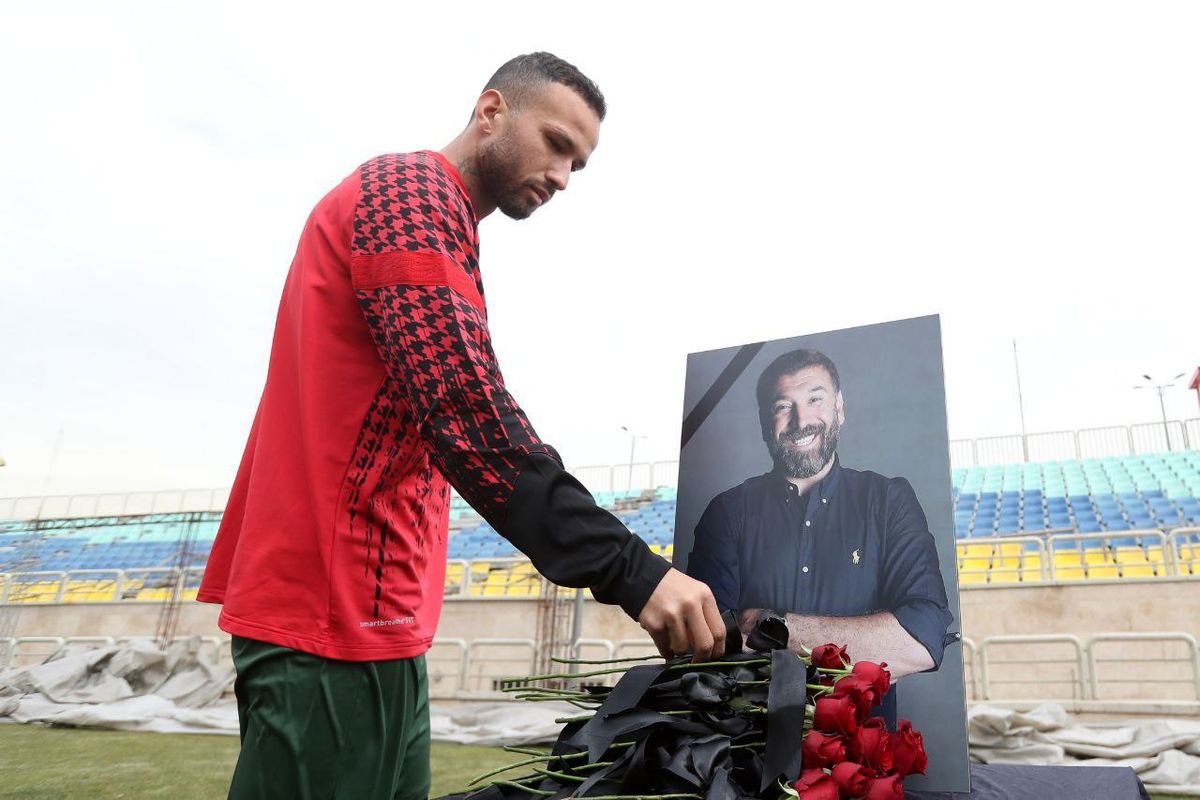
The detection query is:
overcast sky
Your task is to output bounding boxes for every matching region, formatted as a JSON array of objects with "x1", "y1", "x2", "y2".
[{"x1": 2, "y1": 1, "x2": 1198, "y2": 498}]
